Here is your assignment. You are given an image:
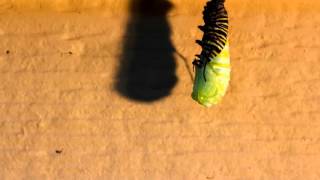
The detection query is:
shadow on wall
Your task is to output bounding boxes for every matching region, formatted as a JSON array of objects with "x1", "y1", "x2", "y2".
[{"x1": 115, "y1": 0, "x2": 177, "y2": 102}]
